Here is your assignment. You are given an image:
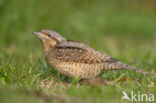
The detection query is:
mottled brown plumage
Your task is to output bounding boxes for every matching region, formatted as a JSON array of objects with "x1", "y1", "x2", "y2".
[{"x1": 33, "y1": 30, "x2": 148, "y2": 79}]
